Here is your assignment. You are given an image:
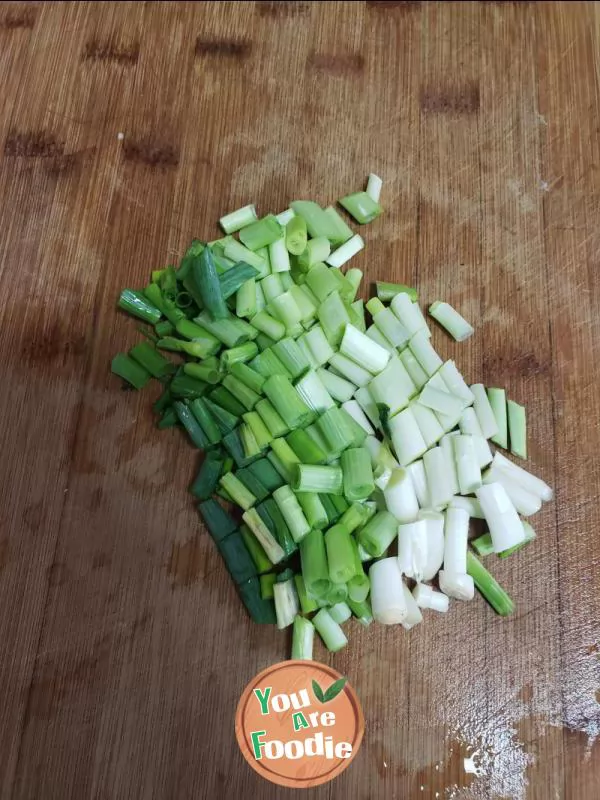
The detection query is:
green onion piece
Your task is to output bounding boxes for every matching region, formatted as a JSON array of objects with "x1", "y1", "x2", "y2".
[
  {"x1": 220, "y1": 204, "x2": 258, "y2": 234},
  {"x1": 295, "y1": 370, "x2": 336, "y2": 414},
  {"x1": 323, "y1": 205, "x2": 354, "y2": 244},
  {"x1": 317, "y1": 407, "x2": 354, "y2": 454},
  {"x1": 238, "y1": 576, "x2": 277, "y2": 624},
  {"x1": 261, "y1": 273, "x2": 284, "y2": 303},
  {"x1": 260, "y1": 499, "x2": 298, "y2": 558},
  {"x1": 263, "y1": 375, "x2": 313, "y2": 430},
  {"x1": 329, "y1": 601, "x2": 352, "y2": 625},
  {"x1": 190, "y1": 398, "x2": 221, "y2": 445},
  {"x1": 312, "y1": 608, "x2": 348, "y2": 652},
  {"x1": 220, "y1": 341, "x2": 258, "y2": 370},
  {"x1": 242, "y1": 508, "x2": 286, "y2": 564},
  {"x1": 177, "y1": 317, "x2": 224, "y2": 347},
  {"x1": 298, "y1": 237, "x2": 331, "y2": 271},
  {"x1": 216, "y1": 485, "x2": 234, "y2": 503},
  {"x1": 249, "y1": 310, "x2": 286, "y2": 341},
  {"x1": 345, "y1": 268, "x2": 363, "y2": 301},
  {"x1": 291, "y1": 615, "x2": 314, "y2": 659},
  {"x1": 218, "y1": 262, "x2": 259, "y2": 299},
  {"x1": 467, "y1": 551, "x2": 515, "y2": 616},
  {"x1": 254, "y1": 331, "x2": 275, "y2": 352},
  {"x1": 222, "y1": 375, "x2": 260, "y2": 411},
  {"x1": 330, "y1": 494, "x2": 349, "y2": 517},
  {"x1": 329, "y1": 267, "x2": 354, "y2": 302},
  {"x1": 154, "y1": 319, "x2": 175, "y2": 338},
  {"x1": 129, "y1": 341, "x2": 173, "y2": 379},
  {"x1": 209, "y1": 386, "x2": 246, "y2": 417},
  {"x1": 471, "y1": 532, "x2": 495, "y2": 557},
  {"x1": 499, "y1": 520, "x2": 536, "y2": 558},
  {"x1": 329, "y1": 353, "x2": 372, "y2": 387},
  {"x1": 289, "y1": 285, "x2": 317, "y2": 326},
  {"x1": 189, "y1": 451, "x2": 224, "y2": 500},
  {"x1": 269, "y1": 235, "x2": 291, "y2": 273},
  {"x1": 339, "y1": 408, "x2": 368, "y2": 447},
  {"x1": 300, "y1": 530, "x2": 331, "y2": 598},
  {"x1": 303, "y1": 326, "x2": 333, "y2": 367},
  {"x1": 347, "y1": 541, "x2": 370, "y2": 603},
  {"x1": 183, "y1": 359, "x2": 221, "y2": 384},
  {"x1": 325, "y1": 523, "x2": 356, "y2": 584},
  {"x1": 236, "y1": 278, "x2": 257, "y2": 318},
  {"x1": 487, "y1": 387, "x2": 508, "y2": 448},
  {"x1": 286, "y1": 429, "x2": 326, "y2": 465},
  {"x1": 272, "y1": 338, "x2": 310, "y2": 380},
  {"x1": 157, "y1": 407, "x2": 178, "y2": 429},
  {"x1": 255, "y1": 399, "x2": 289, "y2": 438},
  {"x1": 507, "y1": 399, "x2": 527, "y2": 460},
  {"x1": 217, "y1": 530, "x2": 257, "y2": 584},
  {"x1": 293, "y1": 464, "x2": 343, "y2": 495},
  {"x1": 317, "y1": 290, "x2": 350, "y2": 346},
  {"x1": 270, "y1": 438, "x2": 301, "y2": 483},
  {"x1": 239, "y1": 423, "x2": 262, "y2": 459},
  {"x1": 295, "y1": 574, "x2": 319, "y2": 614},
  {"x1": 339, "y1": 191, "x2": 382, "y2": 224},
  {"x1": 358, "y1": 510, "x2": 398, "y2": 557},
  {"x1": 157, "y1": 335, "x2": 218, "y2": 361},
  {"x1": 178, "y1": 240, "x2": 204, "y2": 283},
  {"x1": 194, "y1": 310, "x2": 247, "y2": 348},
  {"x1": 191, "y1": 245, "x2": 228, "y2": 320},
  {"x1": 226, "y1": 364, "x2": 264, "y2": 397},
  {"x1": 340, "y1": 447, "x2": 375, "y2": 501},
  {"x1": 339, "y1": 502, "x2": 370, "y2": 534},
  {"x1": 250, "y1": 349, "x2": 291, "y2": 380},
  {"x1": 247, "y1": 458, "x2": 284, "y2": 493},
  {"x1": 273, "y1": 485, "x2": 311, "y2": 544},
  {"x1": 304, "y1": 423, "x2": 332, "y2": 459},
  {"x1": 118, "y1": 289, "x2": 162, "y2": 324},
  {"x1": 319, "y1": 494, "x2": 340, "y2": 524},
  {"x1": 198, "y1": 499, "x2": 237, "y2": 542},
  {"x1": 223, "y1": 239, "x2": 267, "y2": 274},
  {"x1": 172, "y1": 370, "x2": 210, "y2": 397},
  {"x1": 260, "y1": 572, "x2": 277, "y2": 599},
  {"x1": 153, "y1": 387, "x2": 173, "y2": 414},
  {"x1": 347, "y1": 596, "x2": 373, "y2": 626},
  {"x1": 235, "y1": 467, "x2": 269, "y2": 503},
  {"x1": 316, "y1": 368, "x2": 356, "y2": 404},
  {"x1": 296, "y1": 492, "x2": 328, "y2": 530},
  {"x1": 305, "y1": 262, "x2": 339, "y2": 301},
  {"x1": 240, "y1": 524, "x2": 273, "y2": 573},
  {"x1": 238, "y1": 215, "x2": 282, "y2": 251},
  {"x1": 428, "y1": 300, "x2": 474, "y2": 342},
  {"x1": 223, "y1": 428, "x2": 258, "y2": 468},
  {"x1": 270, "y1": 291, "x2": 303, "y2": 332},
  {"x1": 173, "y1": 401, "x2": 208, "y2": 448},
  {"x1": 274, "y1": 578, "x2": 300, "y2": 629},
  {"x1": 243, "y1": 411, "x2": 272, "y2": 451},
  {"x1": 285, "y1": 205, "x2": 312, "y2": 250},
  {"x1": 376, "y1": 281, "x2": 418, "y2": 303},
  {"x1": 111, "y1": 353, "x2": 151, "y2": 389},
  {"x1": 218, "y1": 472, "x2": 255, "y2": 513},
  {"x1": 350, "y1": 299, "x2": 366, "y2": 332}
]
